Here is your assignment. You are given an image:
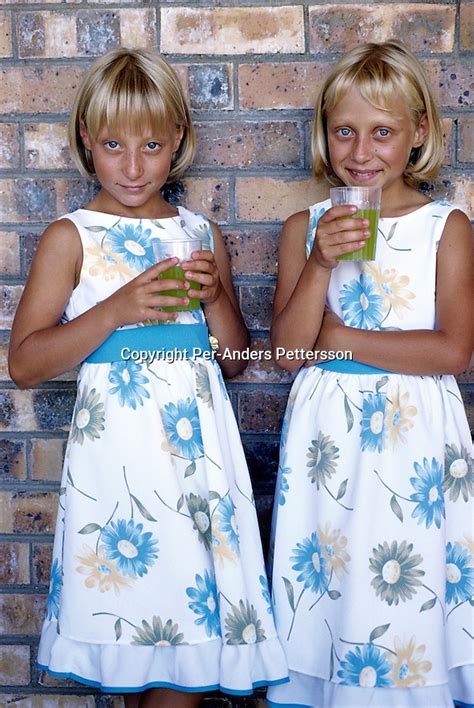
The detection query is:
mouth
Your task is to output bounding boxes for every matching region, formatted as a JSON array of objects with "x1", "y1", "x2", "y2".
[
  {"x1": 118, "y1": 184, "x2": 148, "y2": 193},
  {"x1": 346, "y1": 169, "x2": 381, "y2": 182}
]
